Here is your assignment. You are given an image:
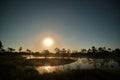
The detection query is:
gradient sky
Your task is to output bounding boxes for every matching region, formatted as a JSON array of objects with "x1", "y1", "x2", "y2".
[{"x1": 0, "y1": 0, "x2": 120, "y2": 52}]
